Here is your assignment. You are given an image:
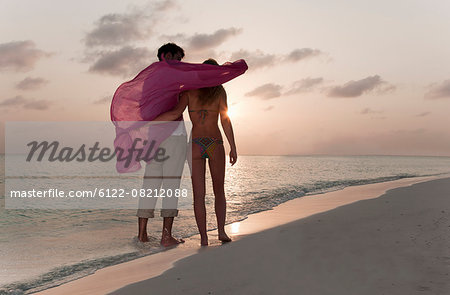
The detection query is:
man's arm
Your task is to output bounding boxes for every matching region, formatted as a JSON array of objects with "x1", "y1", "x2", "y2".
[{"x1": 152, "y1": 92, "x2": 188, "y2": 121}]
